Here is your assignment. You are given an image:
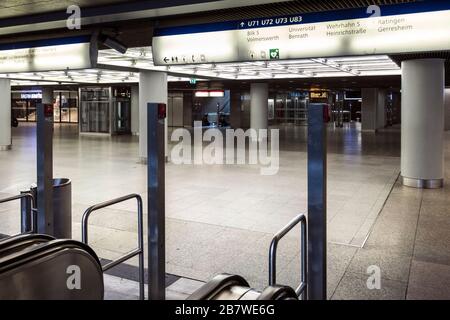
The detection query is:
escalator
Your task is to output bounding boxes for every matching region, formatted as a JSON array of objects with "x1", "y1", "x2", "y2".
[
  {"x1": 0, "y1": 192, "x2": 306, "y2": 301},
  {"x1": 0, "y1": 234, "x2": 104, "y2": 300},
  {"x1": 0, "y1": 234, "x2": 54, "y2": 258},
  {"x1": 187, "y1": 274, "x2": 299, "y2": 300}
]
